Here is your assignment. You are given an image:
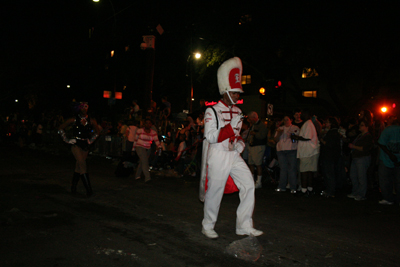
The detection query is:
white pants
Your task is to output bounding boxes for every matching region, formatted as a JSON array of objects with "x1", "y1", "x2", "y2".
[{"x1": 202, "y1": 147, "x2": 255, "y2": 231}]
